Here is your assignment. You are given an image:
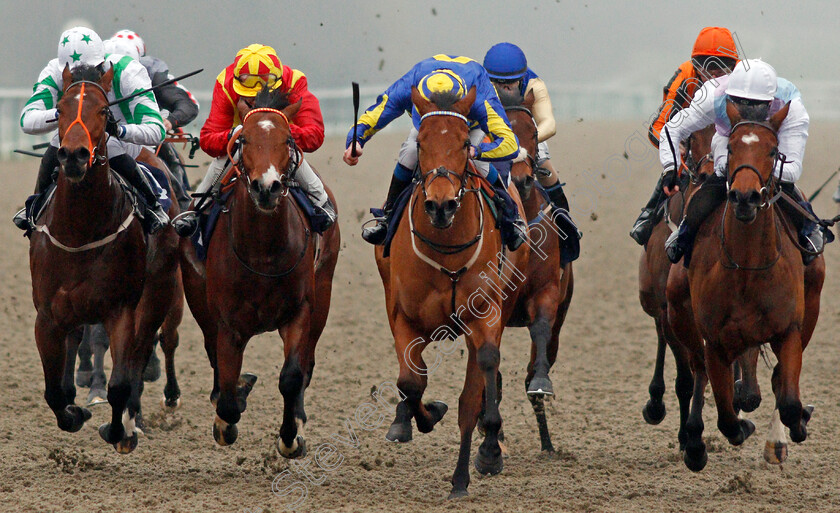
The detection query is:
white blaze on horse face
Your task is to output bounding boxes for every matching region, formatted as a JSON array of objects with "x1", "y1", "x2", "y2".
[
  {"x1": 441, "y1": 129, "x2": 448, "y2": 135},
  {"x1": 261, "y1": 164, "x2": 282, "y2": 189},
  {"x1": 258, "y1": 119, "x2": 275, "y2": 132},
  {"x1": 741, "y1": 133, "x2": 760, "y2": 145}
]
